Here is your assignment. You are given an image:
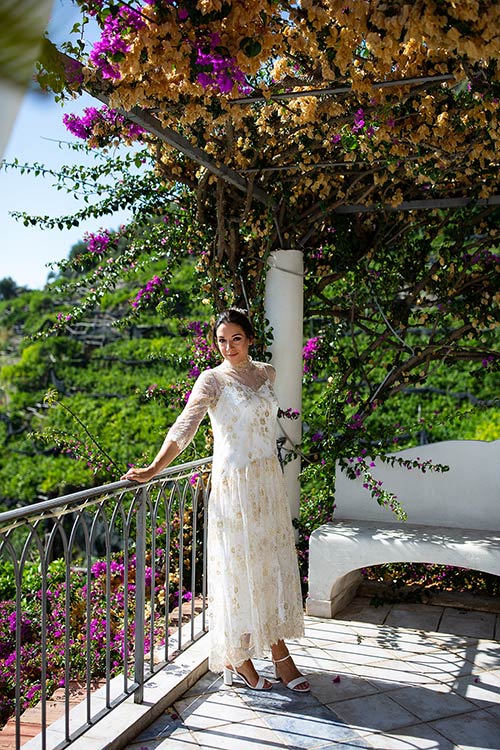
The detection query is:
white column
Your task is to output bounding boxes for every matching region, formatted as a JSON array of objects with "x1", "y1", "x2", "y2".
[{"x1": 264, "y1": 249, "x2": 304, "y2": 522}]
